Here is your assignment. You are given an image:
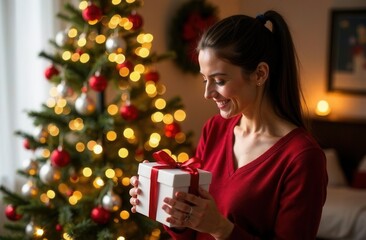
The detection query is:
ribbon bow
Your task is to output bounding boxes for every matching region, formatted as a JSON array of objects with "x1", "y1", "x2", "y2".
[
  {"x1": 148, "y1": 150, "x2": 202, "y2": 220},
  {"x1": 153, "y1": 150, "x2": 202, "y2": 173}
]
